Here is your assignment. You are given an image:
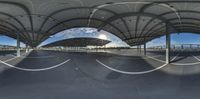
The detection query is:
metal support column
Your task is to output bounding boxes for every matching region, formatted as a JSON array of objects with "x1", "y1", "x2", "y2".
[
  {"x1": 137, "y1": 46, "x2": 139, "y2": 52},
  {"x1": 144, "y1": 43, "x2": 146, "y2": 56},
  {"x1": 17, "y1": 33, "x2": 20, "y2": 57},
  {"x1": 25, "y1": 44, "x2": 28, "y2": 53},
  {"x1": 166, "y1": 30, "x2": 171, "y2": 64}
]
